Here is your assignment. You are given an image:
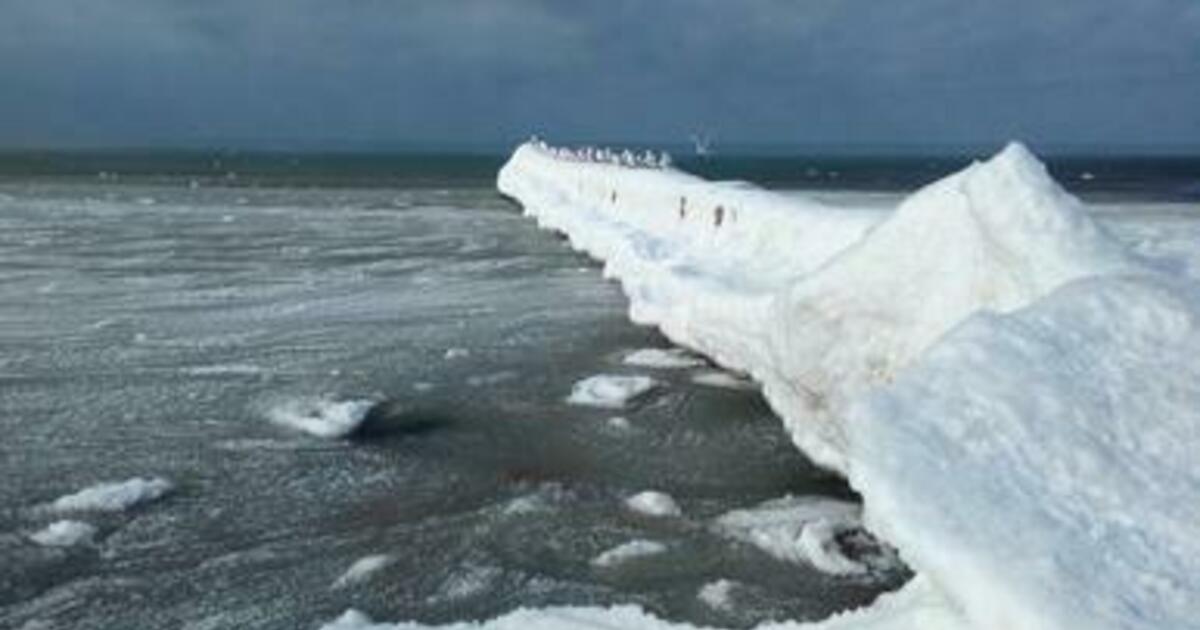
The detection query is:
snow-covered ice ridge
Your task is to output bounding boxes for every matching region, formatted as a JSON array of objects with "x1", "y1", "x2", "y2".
[
  {"x1": 320, "y1": 142, "x2": 1200, "y2": 628},
  {"x1": 488, "y1": 140, "x2": 1200, "y2": 630}
]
